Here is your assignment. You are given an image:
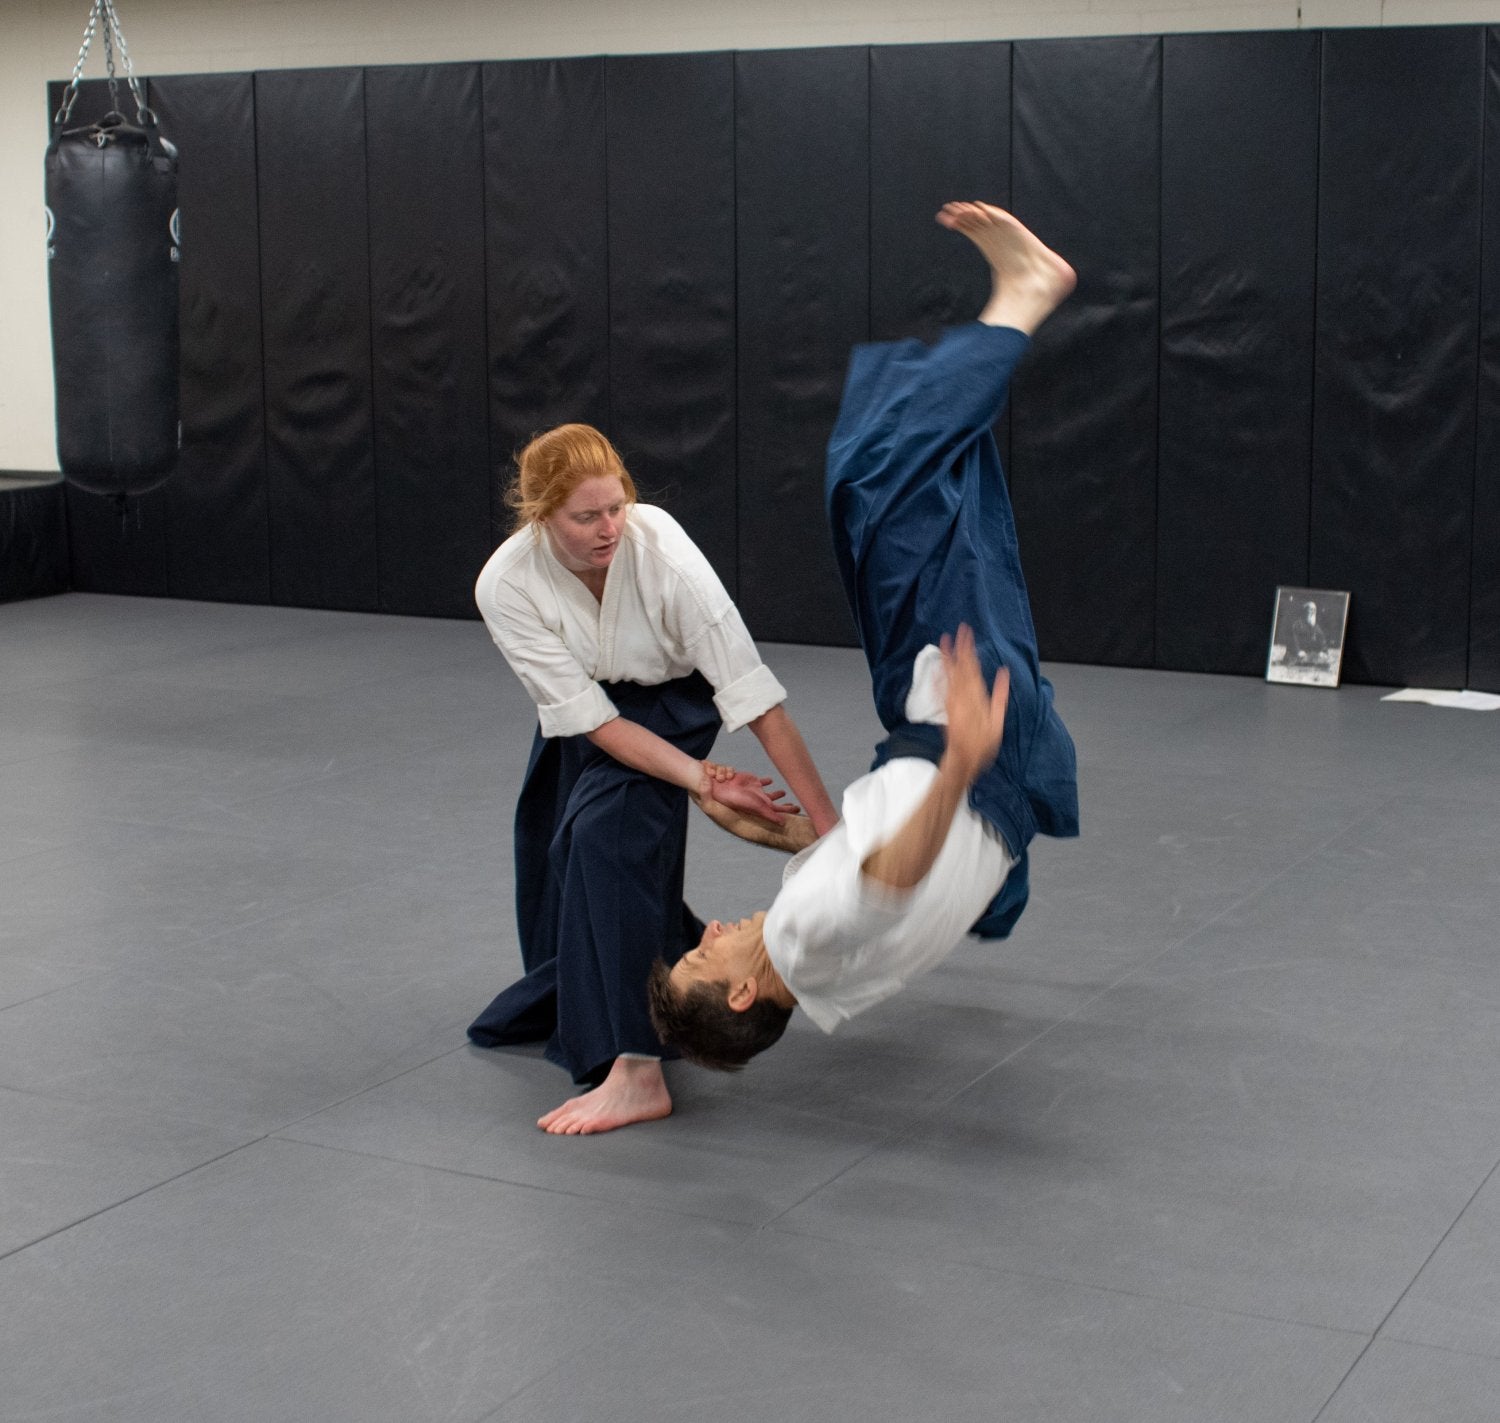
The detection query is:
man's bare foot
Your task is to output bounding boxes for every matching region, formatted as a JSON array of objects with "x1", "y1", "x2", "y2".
[
  {"x1": 537, "y1": 1056, "x2": 673, "y2": 1135},
  {"x1": 935, "y1": 201, "x2": 1076, "y2": 335}
]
